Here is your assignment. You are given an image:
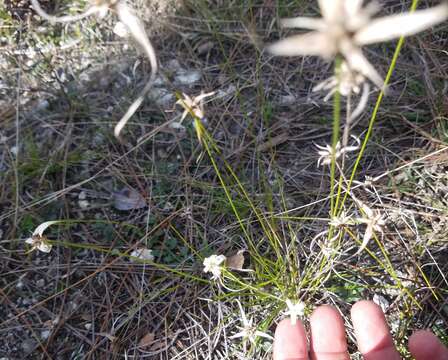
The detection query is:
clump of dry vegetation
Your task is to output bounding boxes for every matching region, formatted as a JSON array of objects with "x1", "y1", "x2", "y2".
[{"x1": 0, "y1": 0, "x2": 447, "y2": 359}]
